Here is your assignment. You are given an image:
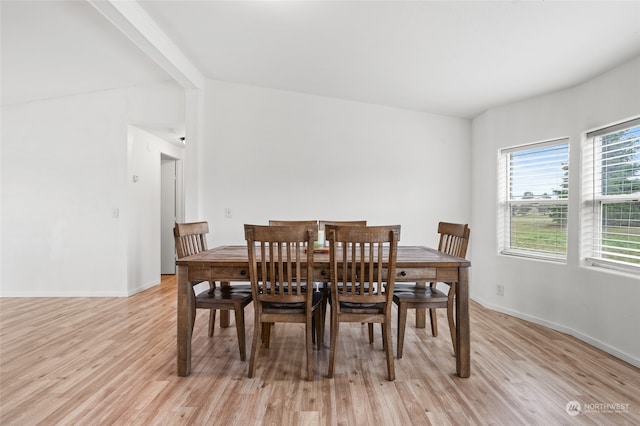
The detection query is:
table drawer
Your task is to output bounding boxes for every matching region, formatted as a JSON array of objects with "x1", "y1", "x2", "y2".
[
  {"x1": 189, "y1": 266, "x2": 249, "y2": 282},
  {"x1": 394, "y1": 268, "x2": 437, "y2": 281},
  {"x1": 393, "y1": 267, "x2": 459, "y2": 282},
  {"x1": 314, "y1": 268, "x2": 329, "y2": 281}
]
